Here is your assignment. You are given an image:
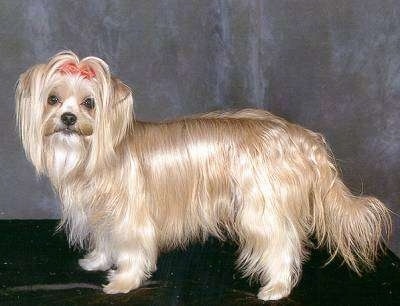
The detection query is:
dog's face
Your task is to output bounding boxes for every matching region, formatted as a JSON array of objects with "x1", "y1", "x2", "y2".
[
  {"x1": 16, "y1": 51, "x2": 133, "y2": 177},
  {"x1": 43, "y1": 76, "x2": 95, "y2": 139}
]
